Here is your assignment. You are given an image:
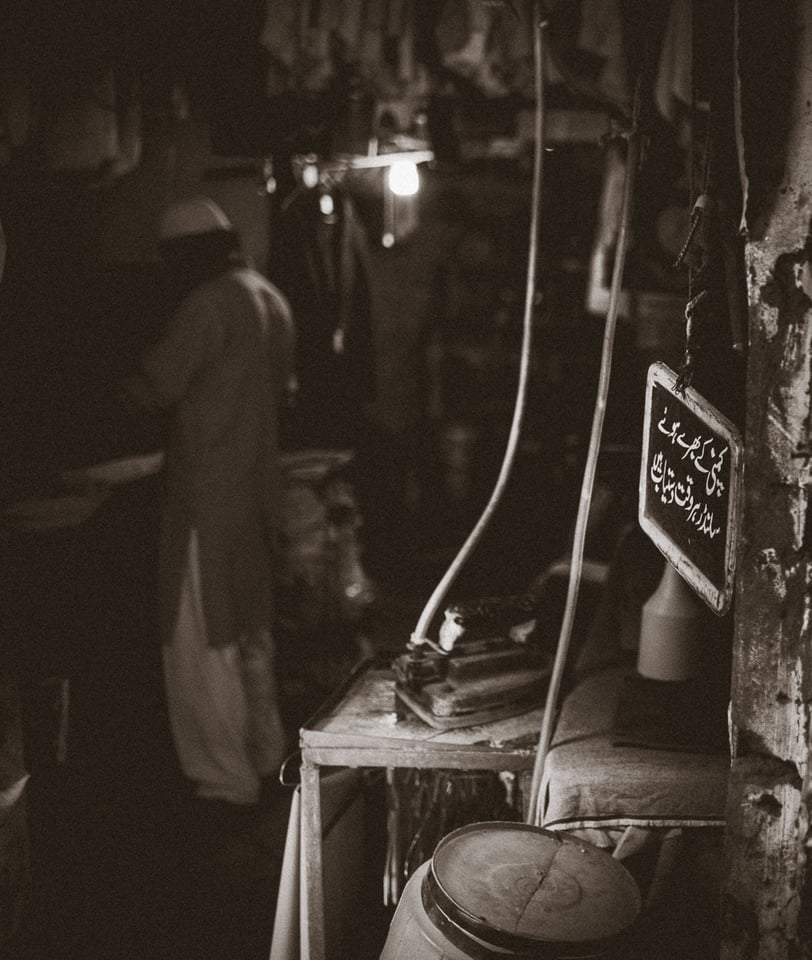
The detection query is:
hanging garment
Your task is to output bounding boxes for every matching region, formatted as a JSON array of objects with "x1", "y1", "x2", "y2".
[
  {"x1": 272, "y1": 188, "x2": 376, "y2": 446},
  {"x1": 260, "y1": 0, "x2": 303, "y2": 70},
  {"x1": 486, "y1": 0, "x2": 535, "y2": 98},
  {"x1": 436, "y1": 0, "x2": 510, "y2": 98},
  {"x1": 334, "y1": 0, "x2": 366, "y2": 61},
  {"x1": 393, "y1": 0, "x2": 417, "y2": 85},
  {"x1": 360, "y1": 0, "x2": 387, "y2": 74},
  {"x1": 655, "y1": 0, "x2": 692, "y2": 125},
  {"x1": 576, "y1": 0, "x2": 629, "y2": 107}
]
